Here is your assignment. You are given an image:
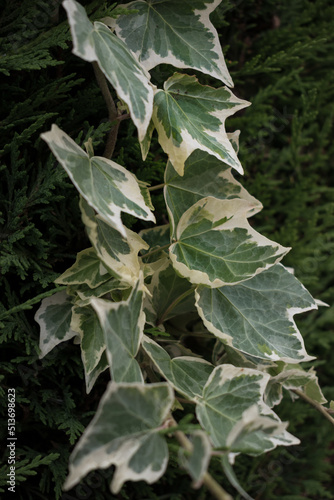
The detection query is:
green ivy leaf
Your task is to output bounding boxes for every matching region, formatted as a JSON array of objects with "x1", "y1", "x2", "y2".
[
  {"x1": 153, "y1": 73, "x2": 249, "y2": 175},
  {"x1": 63, "y1": 0, "x2": 154, "y2": 141},
  {"x1": 71, "y1": 305, "x2": 105, "y2": 377},
  {"x1": 55, "y1": 247, "x2": 110, "y2": 288},
  {"x1": 35, "y1": 291, "x2": 78, "y2": 359},
  {"x1": 144, "y1": 257, "x2": 195, "y2": 326},
  {"x1": 114, "y1": 0, "x2": 233, "y2": 87},
  {"x1": 196, "y1": 364, "x2": 299, "y2": 455},
  {"x1": 63, "y1": 382, "x2": 174, "y2": 493},
  {"x1": 90, "y1": 277, "x2": 145, "y2": 383},
  {"x1": 195, "y1": 264, "x2": 317, "y2": 362},
  {"x1": 41, "y1": 125, "x2": 155, "y2": 237},
  {"x1": 179, "y1": 430, "x2": 212, "y2": 488},
  {"x1": 165, "y1": 149, "x2": 262, "y2": 235},
  {"x1": 80, "y1": 198, "x2": 148, "y2": 287},
  {"x1": 142, "y1": 335, "x2": 214, "y2": 400},
  {"x1": 170, "y1": 197, "x2": 288, "y2": 287}
]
